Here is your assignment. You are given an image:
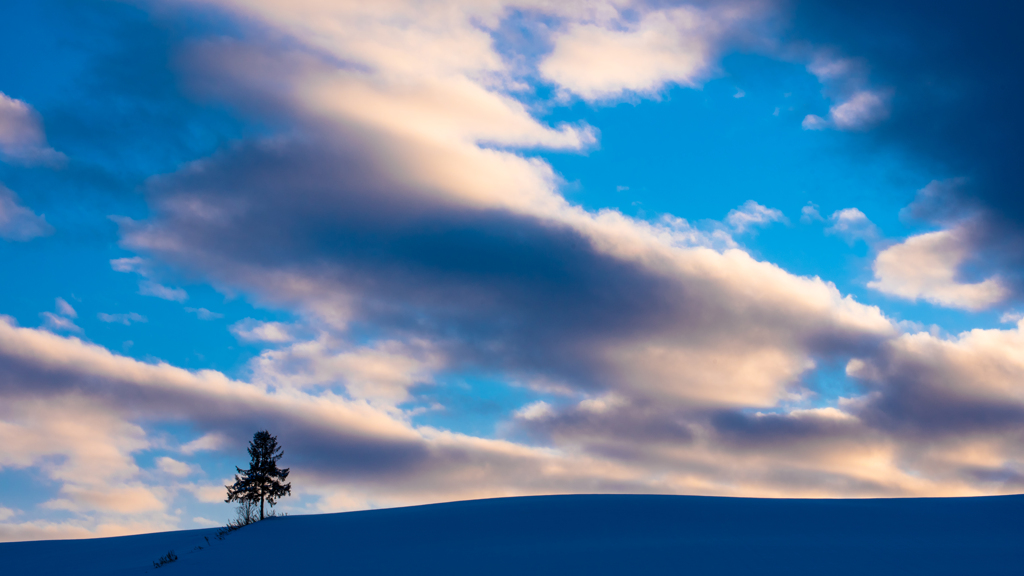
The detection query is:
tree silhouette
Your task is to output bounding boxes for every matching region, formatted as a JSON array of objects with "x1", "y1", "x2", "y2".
[{"x1": 226, "y1": 430, "x2": 292, "y2": 520}]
